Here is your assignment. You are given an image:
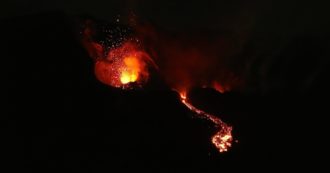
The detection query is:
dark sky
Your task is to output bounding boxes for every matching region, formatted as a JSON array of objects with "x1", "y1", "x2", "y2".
[{"x1": 2, "y1": 0, "x2": 328, "y2": 29}]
